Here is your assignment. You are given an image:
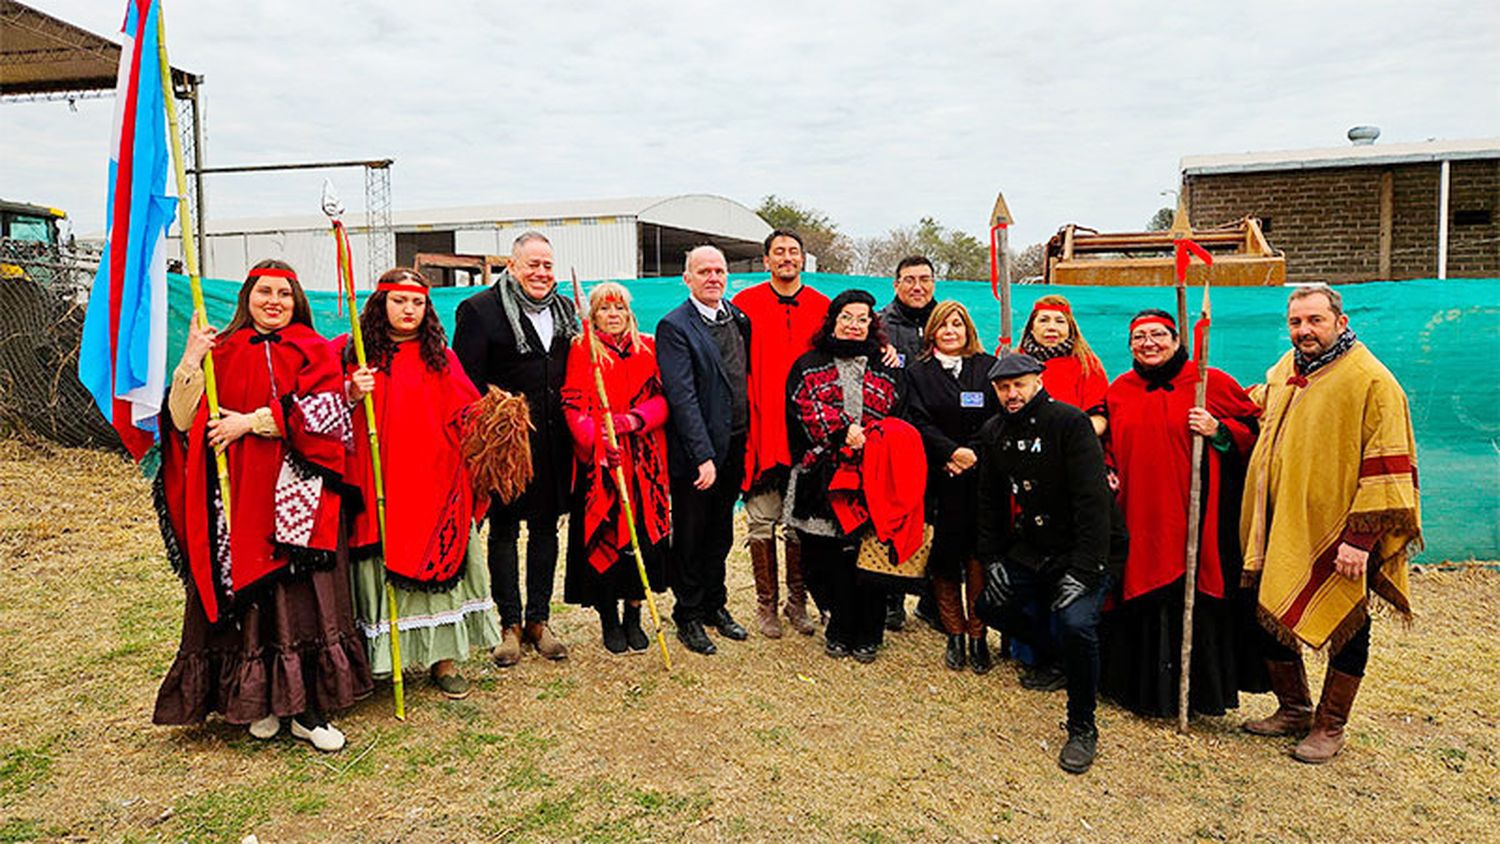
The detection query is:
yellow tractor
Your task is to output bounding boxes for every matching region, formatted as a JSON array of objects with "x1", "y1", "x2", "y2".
[{"x1": 1, "y1": 199, "x2": 68, "y2": 281}]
